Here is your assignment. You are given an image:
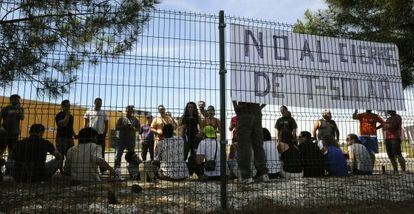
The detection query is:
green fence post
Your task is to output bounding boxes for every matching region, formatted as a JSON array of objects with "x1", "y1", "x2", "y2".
[{"x1": 219, "y1": 10, "x2": 228, "y2": 212}]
